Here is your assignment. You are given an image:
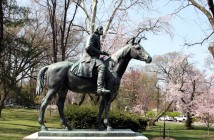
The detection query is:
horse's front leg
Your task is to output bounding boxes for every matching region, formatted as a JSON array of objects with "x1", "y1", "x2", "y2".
[
  {"x1": 97, "y1": 97, "x2": 105, "y2": 131},
  {"x1": 104, "y1": 94, "x2": 113, "y2": 131}
]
